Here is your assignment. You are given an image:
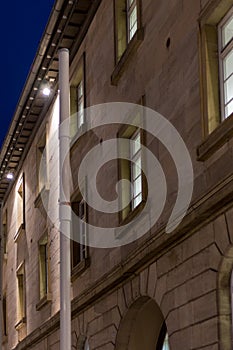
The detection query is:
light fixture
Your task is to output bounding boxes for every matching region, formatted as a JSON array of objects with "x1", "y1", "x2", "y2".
[
  {"x1": 6, "y1": 173, "x2": 14, "y2": 180},
  {"x1": 43, "y1": 87, "x2": 51, "y2": 96}
]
